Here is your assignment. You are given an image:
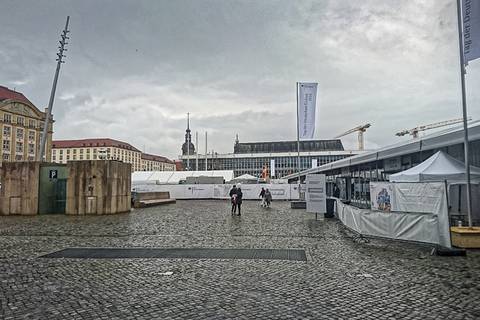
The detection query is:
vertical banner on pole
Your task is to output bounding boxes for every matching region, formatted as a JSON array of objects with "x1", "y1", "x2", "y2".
[
  {"x1": 270, "y1": 159, "x2": 275, "y2": 177},
  {"x1": 312, "y1": 159, "x2": 318, "y2": 168},
  {"x1": 297, "y1": 83, "x2": 318, "y2": 140},
  {"x1": 463, "y1": 0, "x2": 480, "y2": 63}
]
